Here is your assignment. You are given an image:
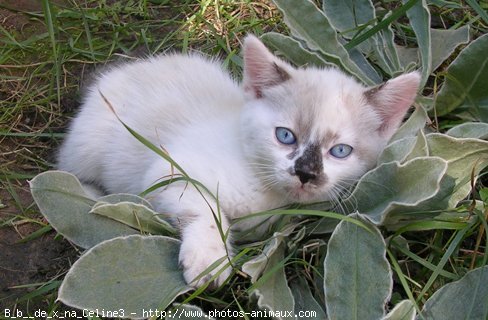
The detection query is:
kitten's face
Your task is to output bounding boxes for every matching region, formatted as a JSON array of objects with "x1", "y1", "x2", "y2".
[
  {"x1": 240, "y1": 35, "x2": 420, "y2": 203},
  {"x1": 241, "y1": 69, "x2": 386, "y2": 202}
]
